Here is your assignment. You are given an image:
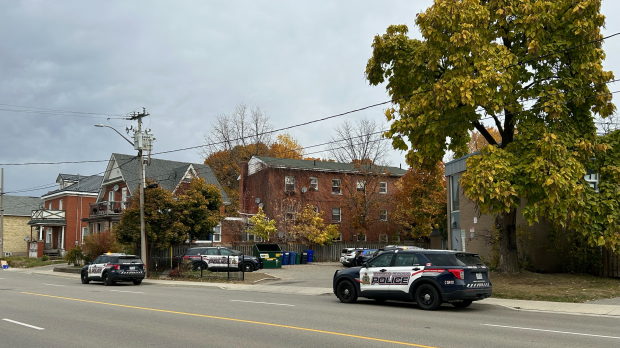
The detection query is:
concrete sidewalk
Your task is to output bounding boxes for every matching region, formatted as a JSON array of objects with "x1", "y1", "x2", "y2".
[{"x1": 6, "y1": 266, "x2": 620, "y2": 318}]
